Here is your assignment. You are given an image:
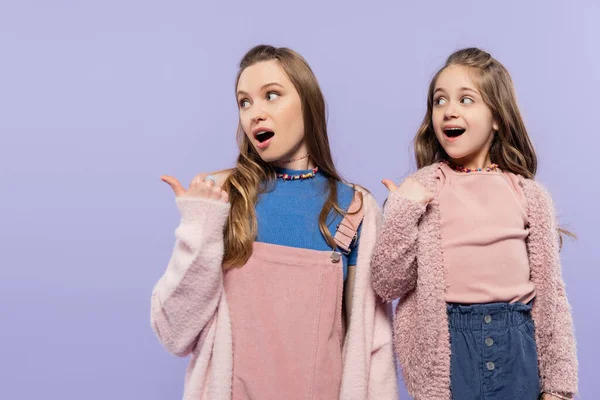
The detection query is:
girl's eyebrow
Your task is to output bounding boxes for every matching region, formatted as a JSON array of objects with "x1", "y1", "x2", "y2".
[
  {"x1": 433, "y1": 86, "x2": 479, "y2": 96},
  {"x1": 459, "y1": 86, "x2": 479, "y2": 95}
]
